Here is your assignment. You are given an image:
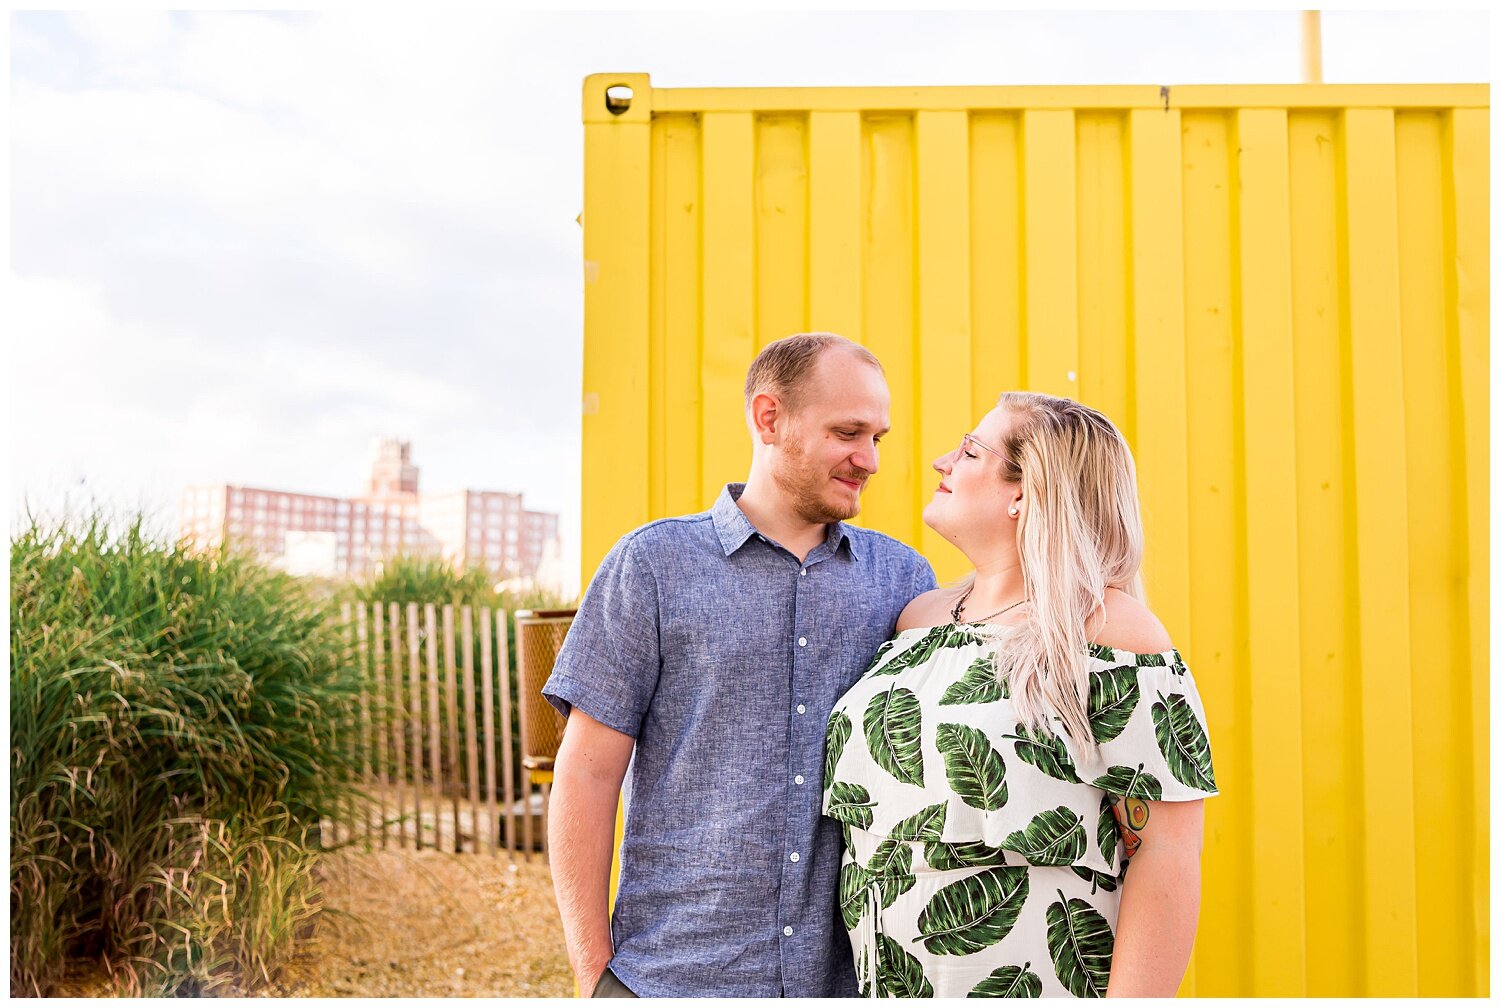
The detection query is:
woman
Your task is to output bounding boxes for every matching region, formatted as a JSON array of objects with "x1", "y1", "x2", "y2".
[{"x1": 823, "y1": 392, "x2": 1217, "y2": 998}]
